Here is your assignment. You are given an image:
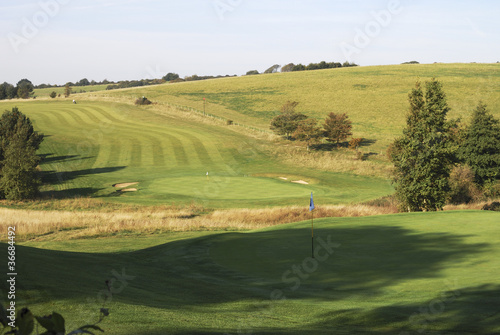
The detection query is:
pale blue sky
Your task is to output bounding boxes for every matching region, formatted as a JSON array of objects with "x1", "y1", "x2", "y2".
[{"x1": 1, "y1": 0, "x2": 499, "y2": 85}]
